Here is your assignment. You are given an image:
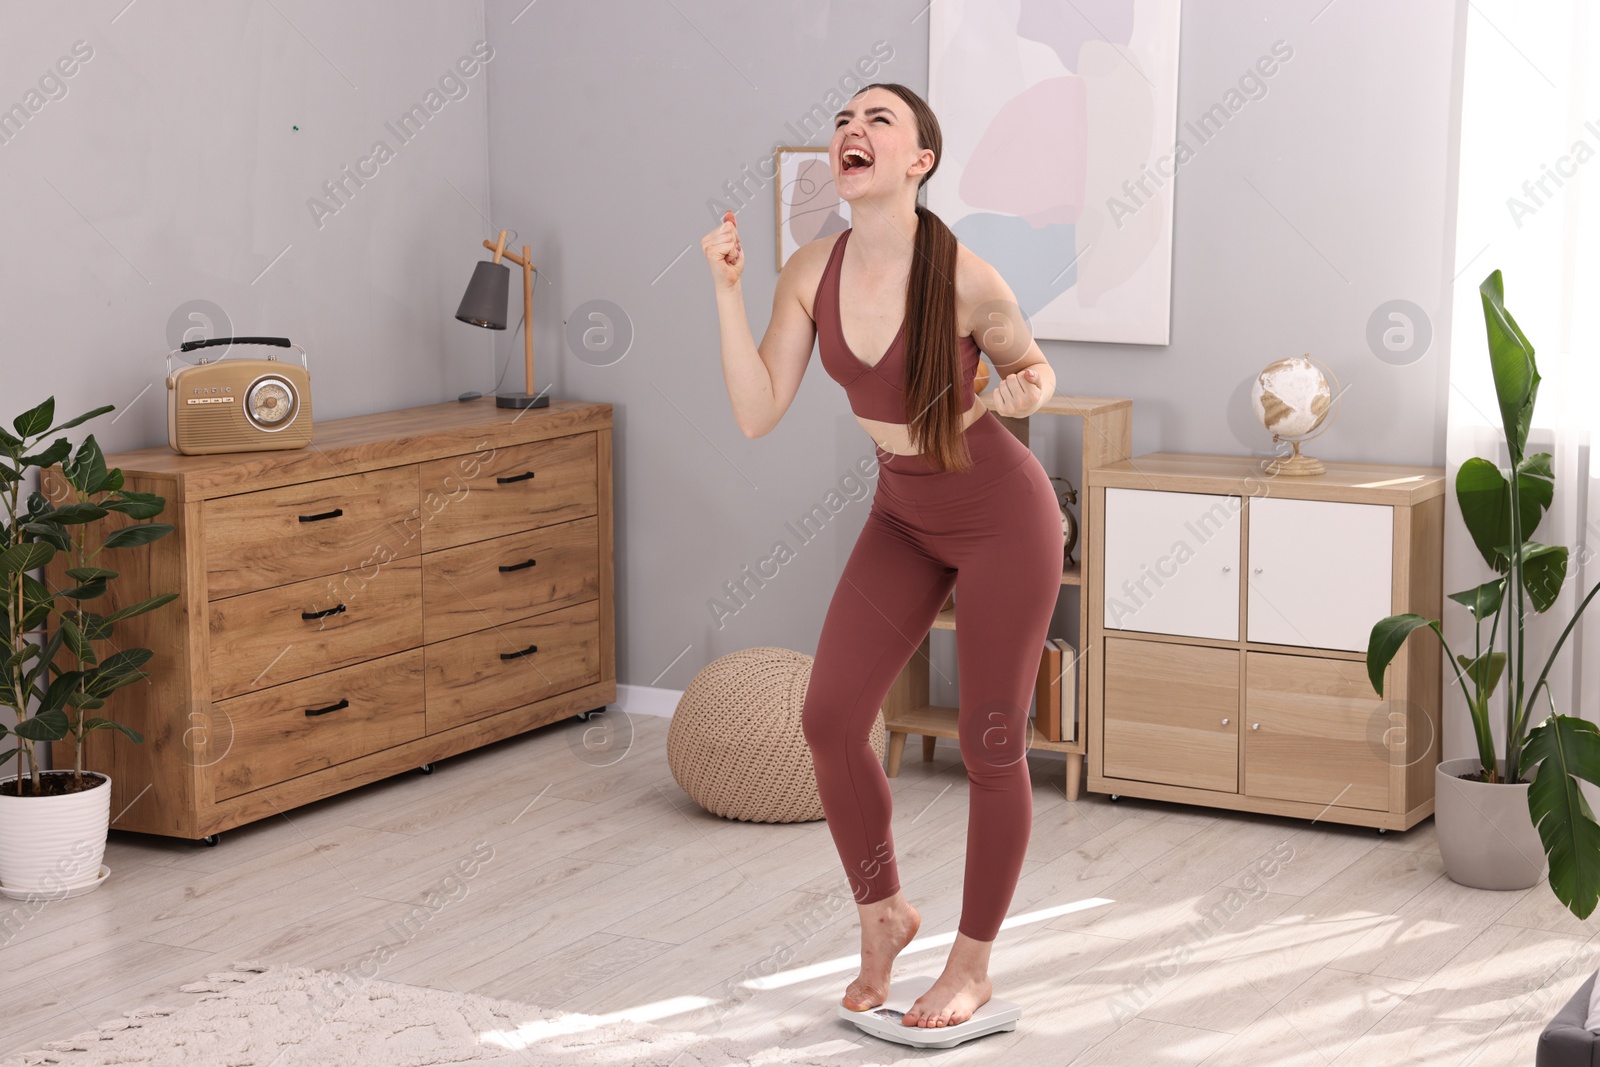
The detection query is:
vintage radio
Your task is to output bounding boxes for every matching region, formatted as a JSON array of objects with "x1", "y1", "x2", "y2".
[{"x1": 166, "y1": 337, "x2": 313, "y2": 456}]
